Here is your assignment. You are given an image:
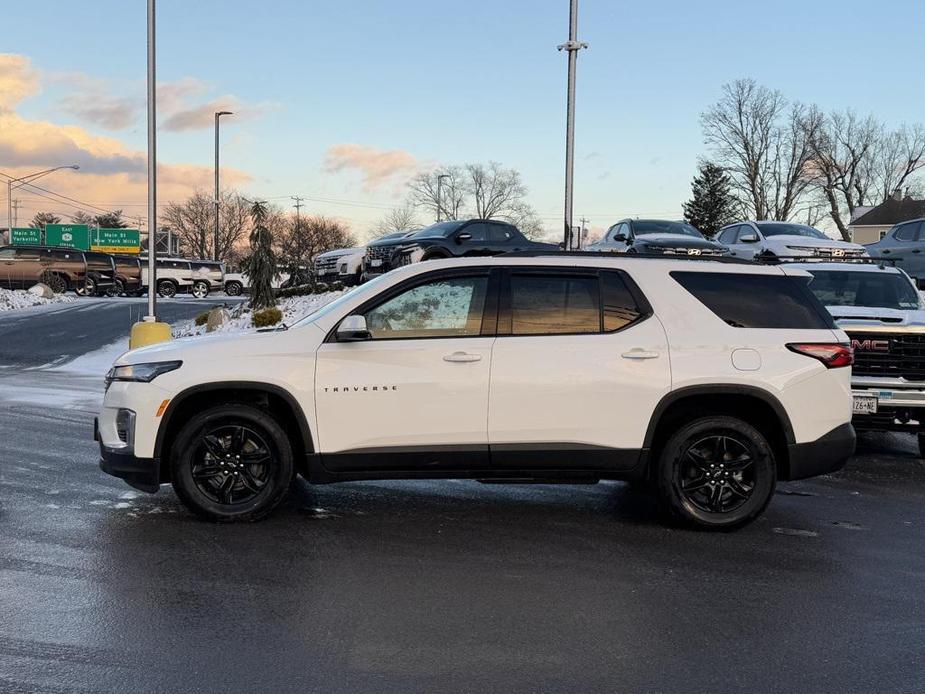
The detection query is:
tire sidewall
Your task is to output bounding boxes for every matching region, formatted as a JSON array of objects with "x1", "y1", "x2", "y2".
[
  {"x1": 225, "y1": 281, "x2": 242, "y2": 296},
  {"x1": 170, "y1": 404, "x2": 294, "y2": 521},
  {"x1": 157, "y1": 280, "x2": 177, "y2": 298},
  {"x1": 656, "y1": 416, "x2": 776, "y2": 530}
]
